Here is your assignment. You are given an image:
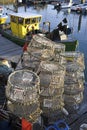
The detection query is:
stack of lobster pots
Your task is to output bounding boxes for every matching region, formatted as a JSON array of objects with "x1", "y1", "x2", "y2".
[
  {"x1": 22, "y1": 34, "x2": 55, "y2": 72},
  {"x1": 38, "y1": 60, "x2": 66, "y2": 122},
  {"x1": 6, "y1": 69, "x2": 41, "y2": 122},
  {"x1": 22, "y1": 34, "x2": 65, "y2": 71},
  {"x1": 60, "y1": 52, "x2": 85, "y2": 110},
  {"x1": 22, "y1": 34, "x2": 67, "y2": 122},
  {"x1": 20, "y1": 35, "x2": 85, "y2": 122}
]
